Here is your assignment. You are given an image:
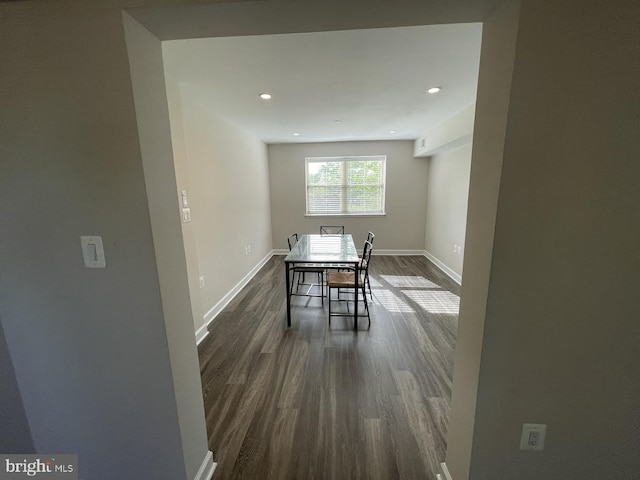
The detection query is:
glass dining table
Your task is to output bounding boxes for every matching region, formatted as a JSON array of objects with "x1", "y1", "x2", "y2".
[{"x1": 284, "y1": 234, "x2": 361, "y2": 329}]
